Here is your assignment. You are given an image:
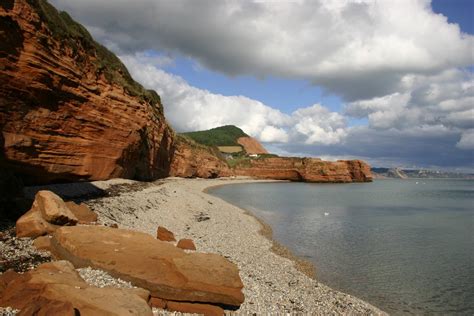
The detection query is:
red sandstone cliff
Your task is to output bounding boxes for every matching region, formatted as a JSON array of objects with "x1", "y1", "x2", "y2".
[
  {"x1": 237, "y1": 137, "x2": 268, "y2": 154},
  {"x1": 169, "y1": 136, "x2": 231, "y2": 178},
  {"x1": 0, "y1": 0, "x2": 174, "y2": 184},
  {"x1": 234, "y1": 157, "x2": 372, "y2": 182}
]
